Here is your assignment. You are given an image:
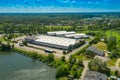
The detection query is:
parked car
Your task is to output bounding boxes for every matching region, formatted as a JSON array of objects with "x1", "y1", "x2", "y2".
[{"x1": 19, "y1": 43, "x2": 24, "y2": 46}]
